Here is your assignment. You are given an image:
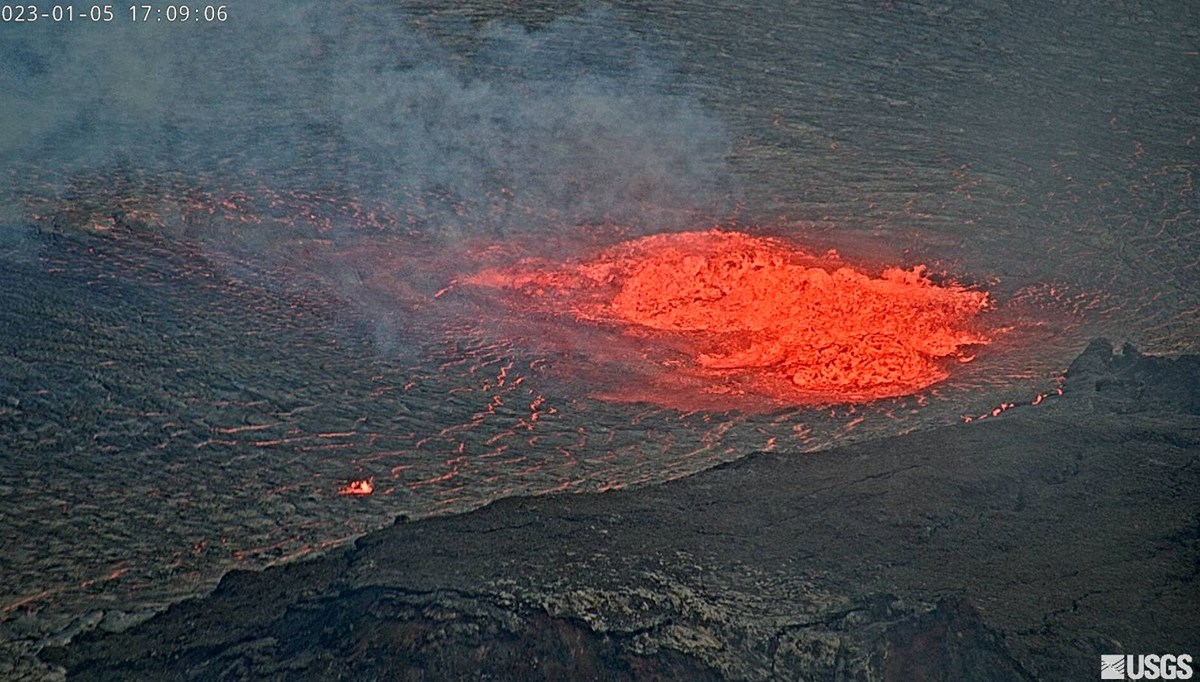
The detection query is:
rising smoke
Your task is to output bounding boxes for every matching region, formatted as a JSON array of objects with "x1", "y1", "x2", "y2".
[{"x1": 0, "y1": 2, "x2": 735, "y2": 239}]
